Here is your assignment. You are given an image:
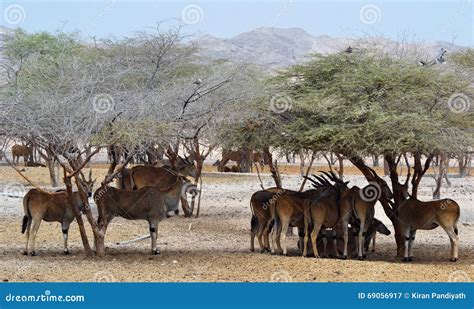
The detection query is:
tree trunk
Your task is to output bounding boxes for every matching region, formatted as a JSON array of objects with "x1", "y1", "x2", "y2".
[
  {"x1": 350, "y1": 155, "x2": 406, "y2": 256},
  {"x1": 299, "y1": 150, "x2": 306, "y2": 176},
  {"x1": 63, "y1": 172, "x2": 94, "y2": 257},
  {"x1": 372, "y1": 155, "x2": 379, "y2": 167},
  {"x1": 240, "y1": 149, "x2": 251, "y2": 173},
  {"x1": 47, "y1": 160, "x2": 59, "y2": 187},
  {"x1": 383, "y1": 158, "x2": 390, "y2": 176},
  {"x1": 458, "y1": 153, "x2": 470, "y2": 177},
  {"x1": 336, "y1": 154, "x2": 344, "y2": 180},
  {"x1": 433, "y1": 154, "x2": 448, "y2": 199},
  {"x1": 181, "y1": 197, "x2": 192, "y2": 217},
  {"x1": 264, "y1": 147, "x2": 281, "y2": 188}
]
